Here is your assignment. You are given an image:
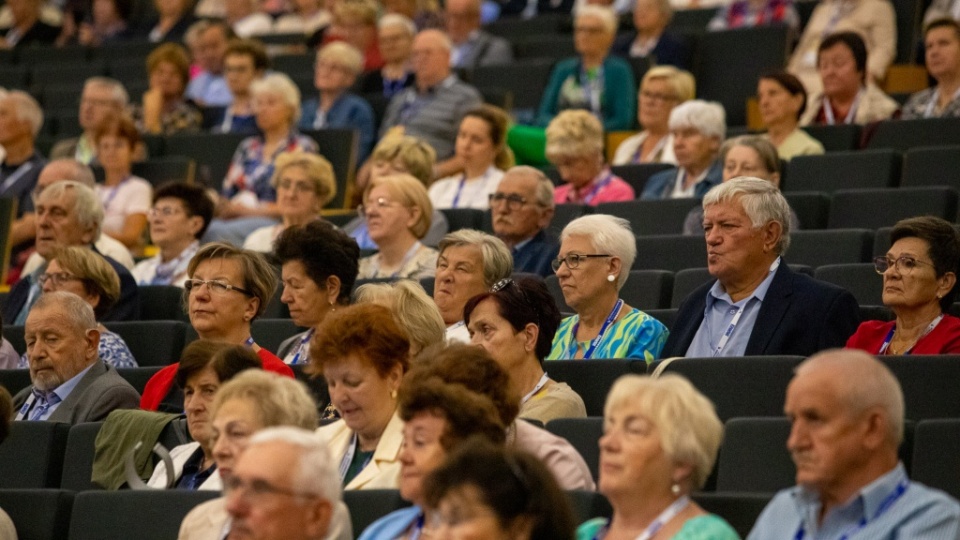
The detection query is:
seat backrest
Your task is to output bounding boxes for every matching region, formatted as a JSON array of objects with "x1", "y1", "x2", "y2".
[
  {"x1": 783, "y1": 191, "x2": 830, "y2": 230},
  {"x1": 784, "y1": 150, "x2": 902, "y2": 193},
  {"x1": 163, "y1": 133, "x2": 246, "y2": 189},
  {"x1": 644, "y1": 308, "x2": 678, "y2": 329},
  {"x1": 131, "y1": 157, "x2": 196, "y2": 187},
  {"x1": 866, "y1": 118, "x2": 960, "y2": 151},
  {"x1": 547, "y1": 204, "x2": 591, "y2": 237},
  {"x1": 609, "y1": 163, "x2": 675, "y2": 196},
  {"x1": 814, "y1": 263, "x2": 883, "y2": 306},
  {"x1": 827, "y1": 187, "x2": 959, "y2": 229},
  {"x1": 596, "y1": 198, "x2": 700, "y2": 236},
  {"x1": 0, "y1": 488, "x2": 75, "y2": 540},
  {"x1": 469, "y1": 59, "x2": 555, "y2": 110},
  {"x1": 2, "y1": 324, "x2": 24, "y2": 357},
  {"x1": 303, "y1": 128, "x2": 358, "y2": 210},
  {"x1": 115, "y1": 367, "x2": 164, "y2": 395},
  {"x1": 546, "y1": 417, "x2": 603, "y2": 482},
  {"x1": 716, "y1": 417, "x2": 794, "y2": 493},
  {"x1": 137, "y1": 285, "x2": 188, "y2": 321},
  {"x1": 786, "y1": 229, "x2": 873, "y2": 267},
  {"x1": 879, "y1": 355, "x2": 960, "y2": 420},
  {"x1": 60, "y1": 422, "x2": 105, "y2": 491},
  {"x1": 633, "y1": 235, "x2": 707, "y2": 272},
  {"x1": 0, "y1": 197, "x2": 17, "y2": 284},
  {"x1": 902, "y1": 145, "x2": 960, "y2": 190},
  {"x1": 671, "y1": 267, "x2": 713, "y2": 308},
  {"x1": 0, "y1": 422, "x2": 70, "y2": 488},
  {"x1": 801, "y1": 124, "x2": 861, "y2": 152},
  {"x1": 440, "y1": 208, "x2": 486, "y2": 233},
  {"x1": 342, "y1": 489, "x2": 410, "y2": 536},
  {"x1": 545, "y1": 360, "x2": 634, "y2": 416},
  {"x1": 68, "y1": 490, "x2": 219, "y2": 540},
  {"x1": 103, "y1": 321, "x2": 187, "y2": 367},
  {"x1": 251, "y1": 319, "x2": 305, "y2": 354},
  {"x1": 0, "y1": 368, "x2": 31, "y2": 395},
  {"x1": 912, "y1": 419, "x2": 960, "y2": 500},
  {"x1": 566, "y1": 490, "x2": 612, "y2": 524},
  {"x1": 619, "y1": 270, "x2": 674, "y2": 310},
  {"x1": 691, "y1": 492, "x2": 773, "y2": 539}
]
